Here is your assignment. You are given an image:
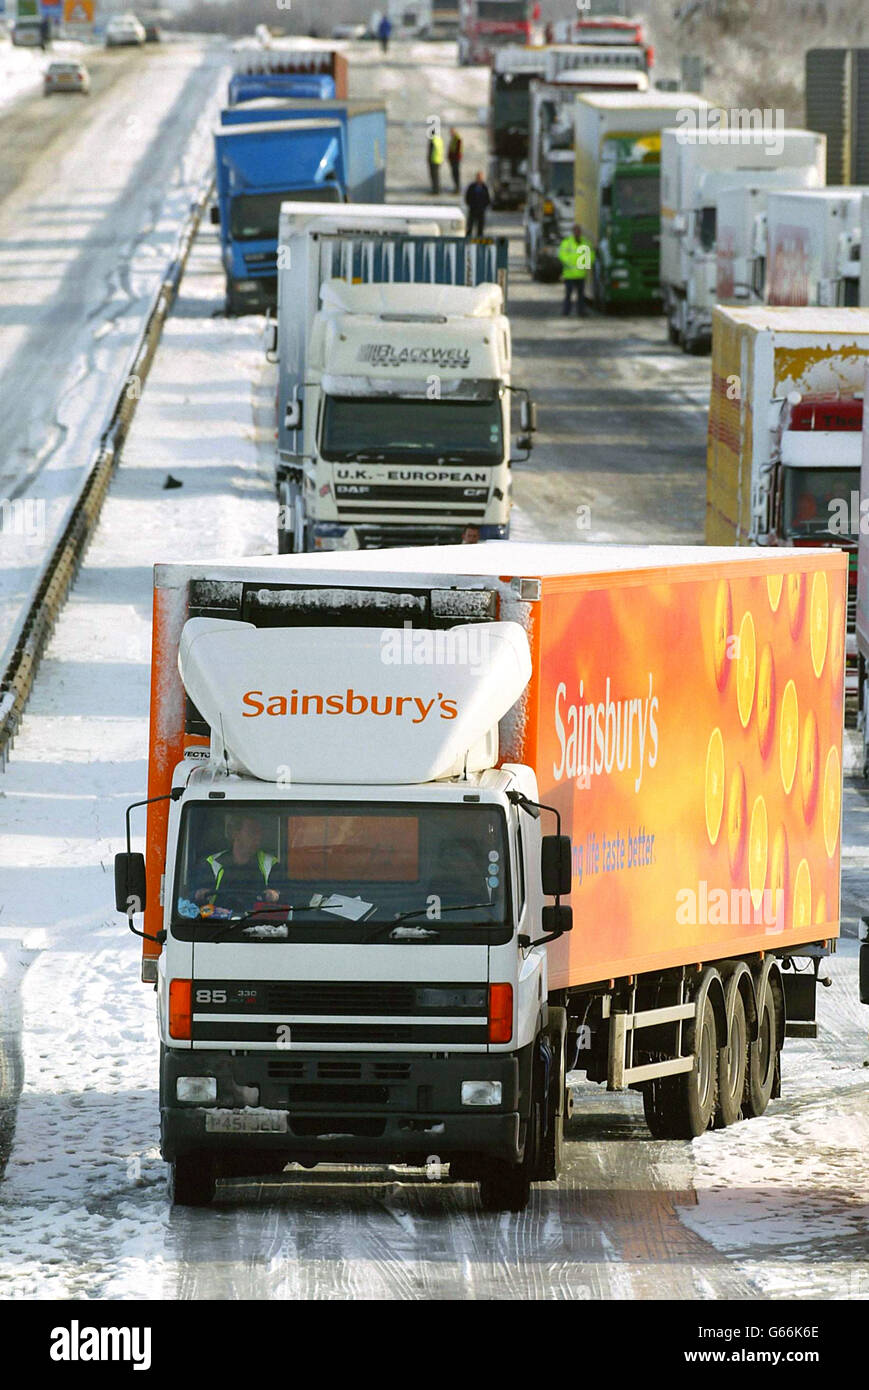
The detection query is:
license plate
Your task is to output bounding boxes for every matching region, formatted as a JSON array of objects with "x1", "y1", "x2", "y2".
[{"x1": 205, "y1": 1109, "x2": 288, "y2": 1134}]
